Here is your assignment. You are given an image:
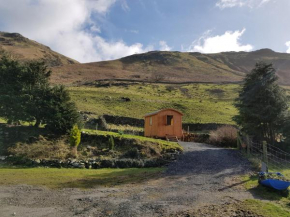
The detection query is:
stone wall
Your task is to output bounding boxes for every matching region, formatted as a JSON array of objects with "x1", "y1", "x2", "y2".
[
  {"x1": 103, "y1": 115, "x2": 144, "y2": 127},
  {"x1": 7, "y1": 158, "x2": 167, "y2": 169},
  {"x1": 85, "y1": 115, "x2": 234, "y2": 132},
  {"x1": 182, "y1": 123, "x2": 235, "y2": 132}
]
